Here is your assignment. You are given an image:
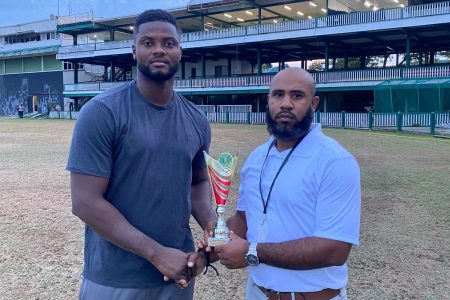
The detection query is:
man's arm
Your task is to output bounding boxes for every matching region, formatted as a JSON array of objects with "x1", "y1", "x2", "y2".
[
  {"x1": 226, "y1": 210, "x2": 247, "y2": 239},
  {"x1": 215, "y1": 233, "x2": 351, "y2": 270},
  {"x1": 71, "y1": 172, "x2": 190, "y2": 281},
  {"x1": 190, "y1": 167, "x2": 216, "y2": 231},
  {"x1": 257, "y1": 237, "x2": 351, "y2": 269},
  {"x1": 214, "y1": 210, "x2": 350, "y2": 270}
]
